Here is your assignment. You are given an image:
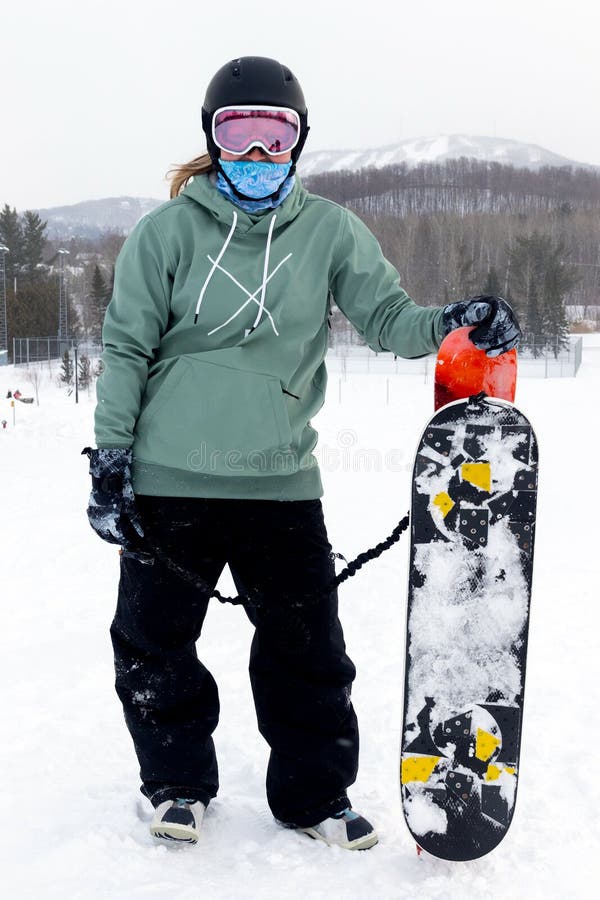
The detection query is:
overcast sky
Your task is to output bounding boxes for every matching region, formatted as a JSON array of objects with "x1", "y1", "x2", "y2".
[{"x1": 2, "y1": 0, "x2": 598, "y2": 210}]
